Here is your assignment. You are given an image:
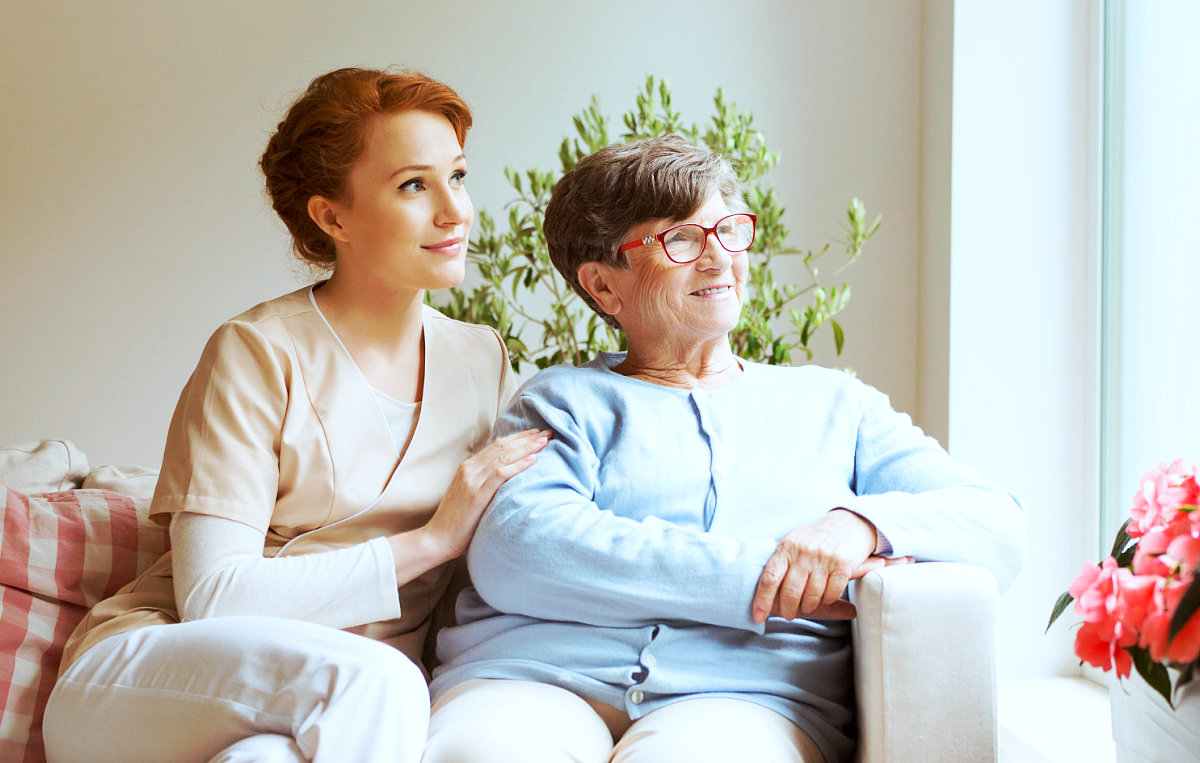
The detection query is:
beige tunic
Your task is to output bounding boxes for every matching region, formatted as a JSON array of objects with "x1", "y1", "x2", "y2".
[{"x1": 60, "y1": 286, "x2": 513, "y2": 673}]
